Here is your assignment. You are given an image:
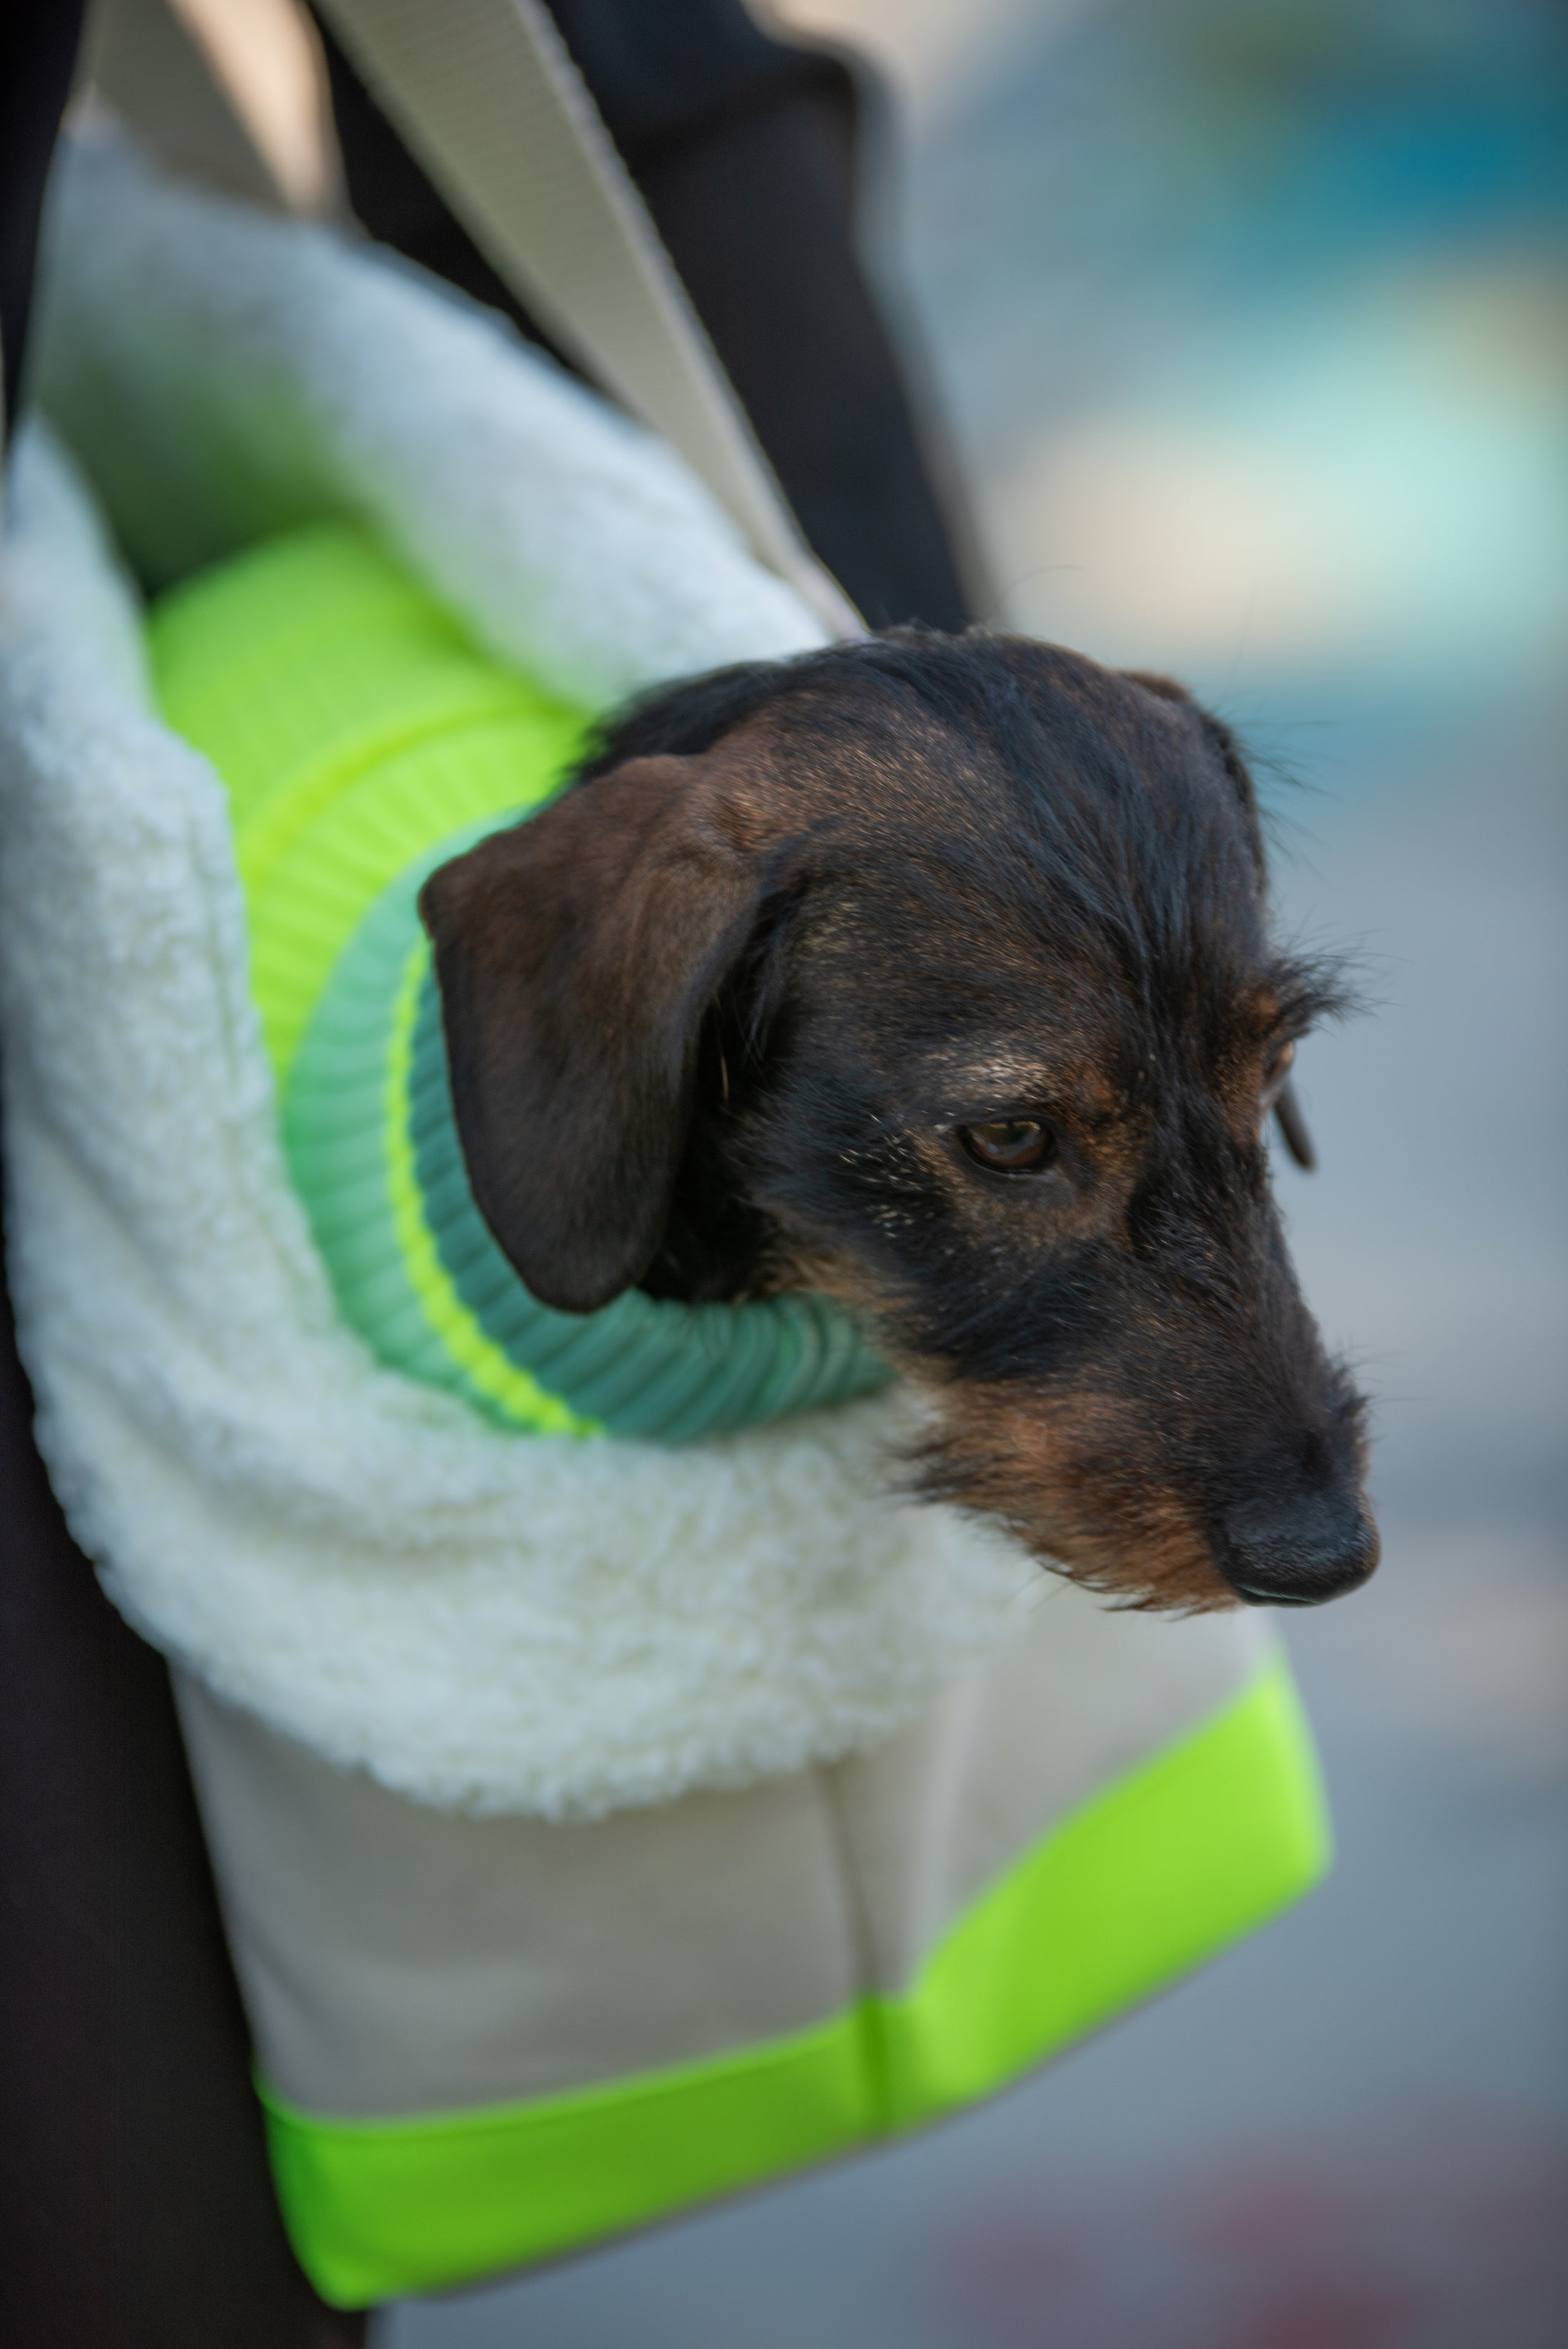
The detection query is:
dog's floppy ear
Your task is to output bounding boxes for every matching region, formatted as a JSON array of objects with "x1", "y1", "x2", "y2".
[{"x1": 419, "y1": 754, "x2": 767, "y2": 1314}]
